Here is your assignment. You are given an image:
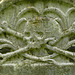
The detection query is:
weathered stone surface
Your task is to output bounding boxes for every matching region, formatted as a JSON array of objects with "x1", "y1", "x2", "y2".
[{"x1": 0, "y1": 0, "x2": 75, "y2": 75}]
